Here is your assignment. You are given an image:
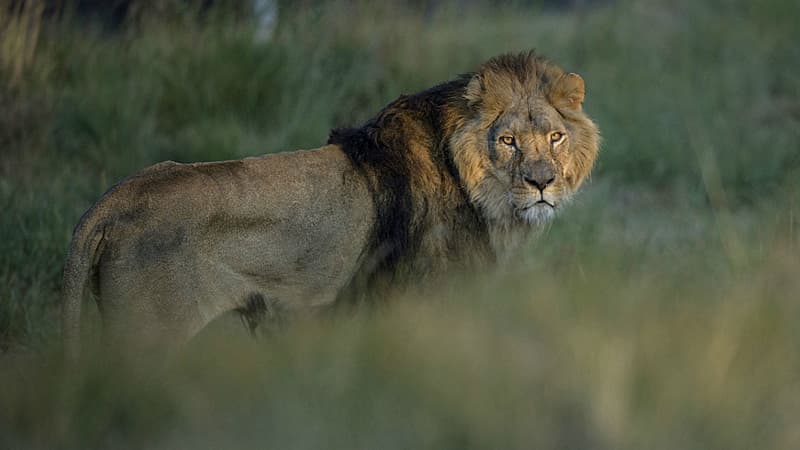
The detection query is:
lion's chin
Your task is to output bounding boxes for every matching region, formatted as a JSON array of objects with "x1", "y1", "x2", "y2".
[{"x1": 516, "y1": 202, "x2": 556, "y2": 225}]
